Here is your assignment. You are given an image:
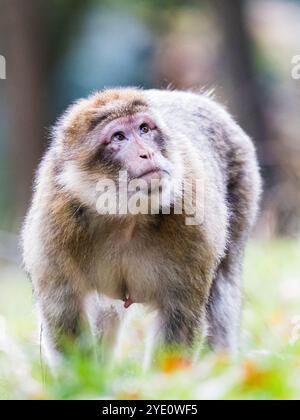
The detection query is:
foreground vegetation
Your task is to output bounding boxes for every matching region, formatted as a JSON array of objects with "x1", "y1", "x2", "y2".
[{"x1": 0, "y1": 240, "x2": 300, "y2": 400}]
